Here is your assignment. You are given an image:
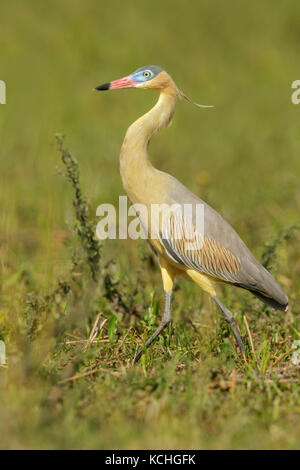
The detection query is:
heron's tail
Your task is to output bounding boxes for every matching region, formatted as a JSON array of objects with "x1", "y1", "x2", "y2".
[
  {"x1": 250, "y1": 289, "x2": 288, "y2": 311},
  {"x1": 237, "y1": 262, "x2": 288, "y2": 311}
]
